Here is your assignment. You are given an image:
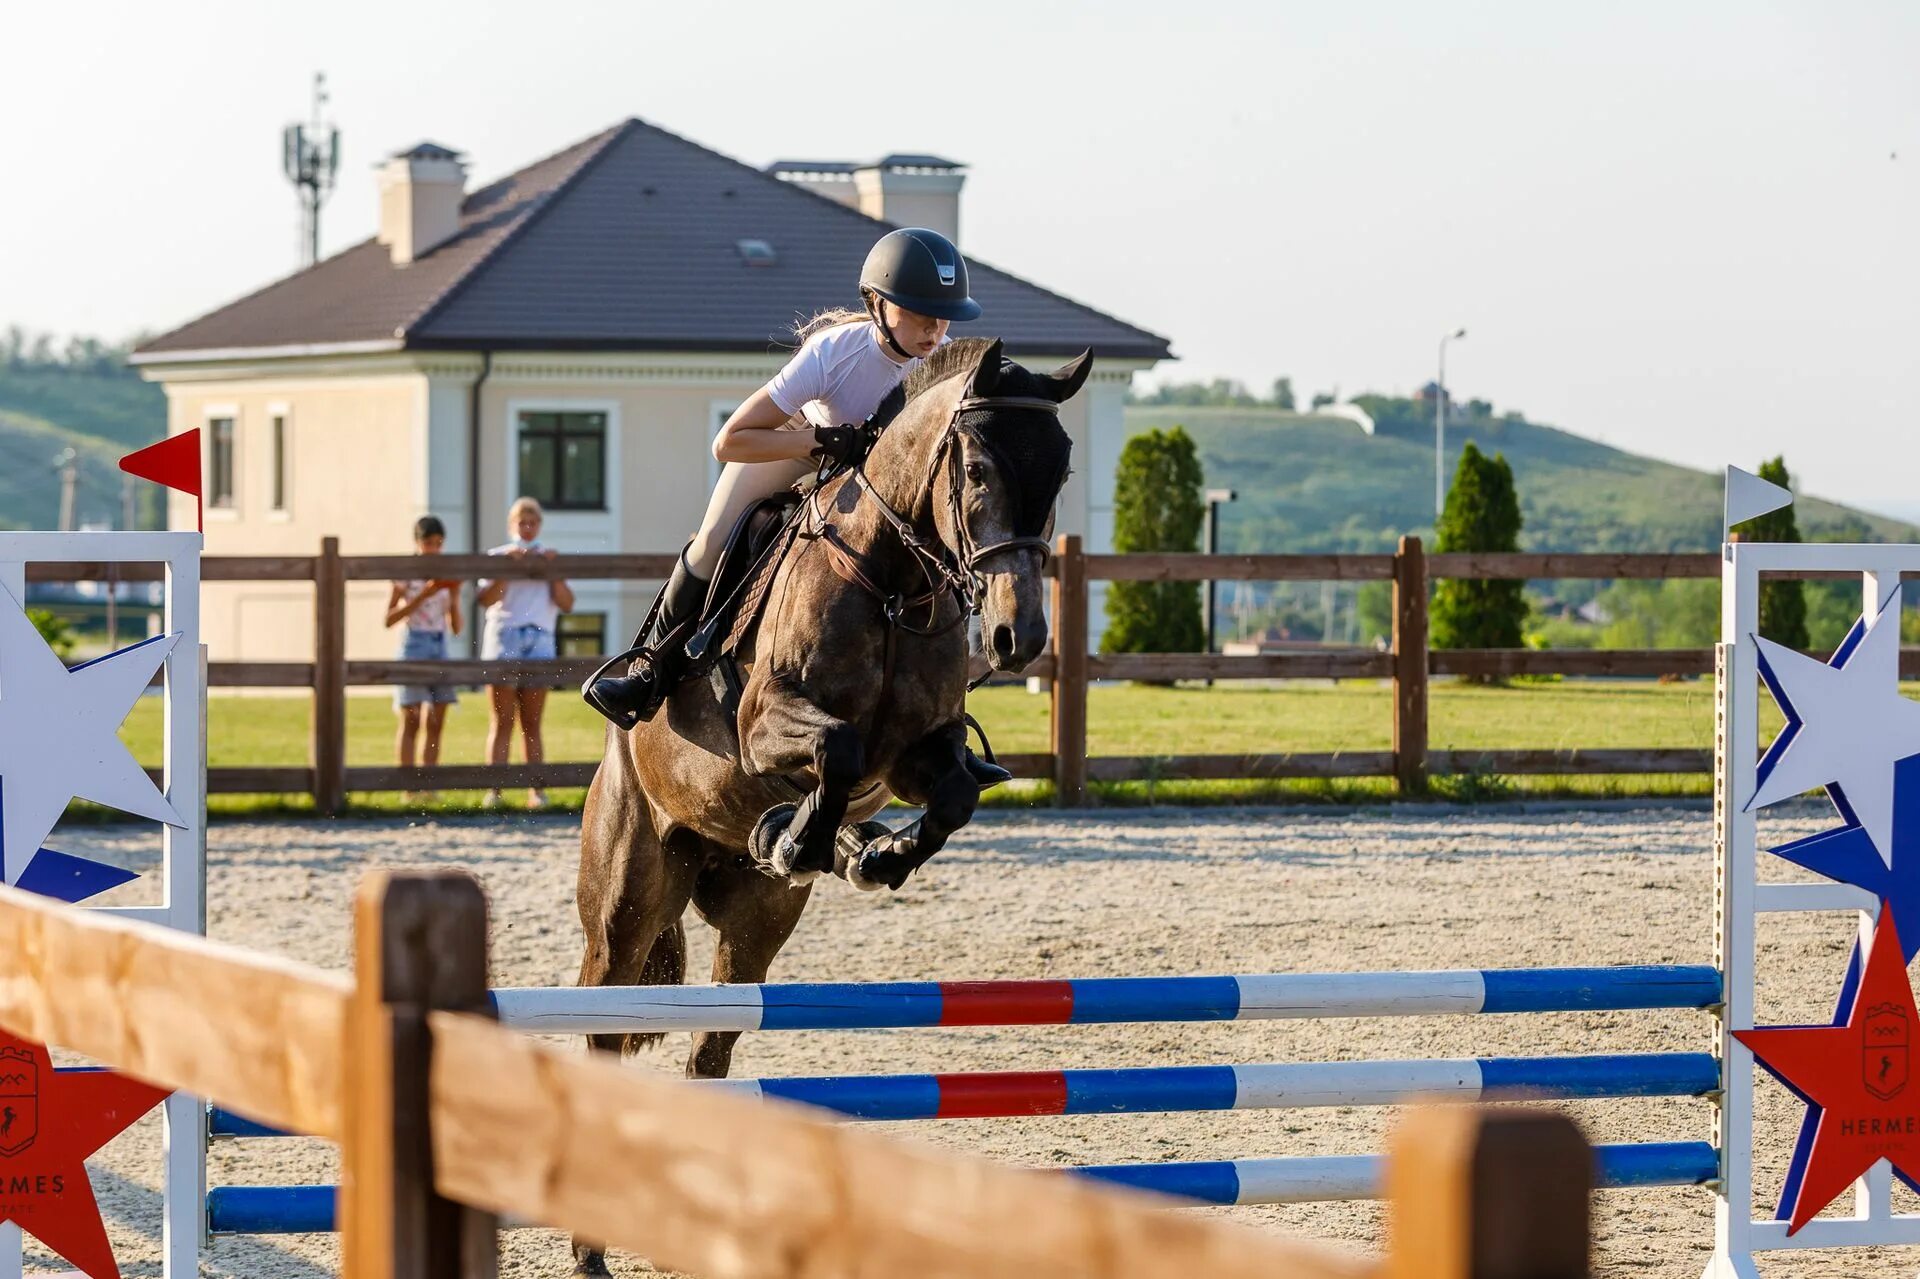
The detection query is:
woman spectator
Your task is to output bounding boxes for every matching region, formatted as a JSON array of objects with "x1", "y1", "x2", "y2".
[{"x1": 475, "y1": 497, "x2": 573, "y2": 809}]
